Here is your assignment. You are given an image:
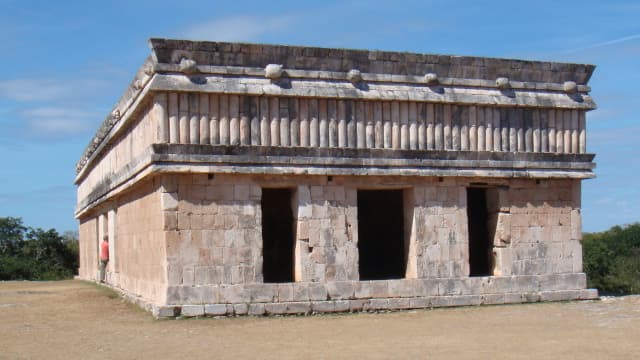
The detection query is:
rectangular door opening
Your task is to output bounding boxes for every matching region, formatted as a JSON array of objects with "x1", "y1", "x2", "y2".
[
  {"x1": 467, "y1": 187, "x2": 495, "y2": 276},
  {"x1": 261, "y1": 188, "x2": 295, "y2": 283},
  {"x1": 357, "y1": 190, "x2": 406, "y2": 280}
]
